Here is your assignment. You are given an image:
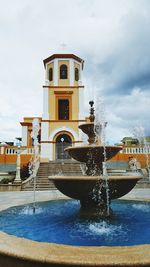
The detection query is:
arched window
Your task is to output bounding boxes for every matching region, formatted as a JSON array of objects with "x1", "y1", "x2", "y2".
[
  {"x1": 49, "y1": 68, "x2": 53, "y2": 81},
  {"x1": 60, "y1": 64, "x2": 67, "y2": 79},
  {"x1": 75, "y1": 68, "x2": 79, "y2": 81}
]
